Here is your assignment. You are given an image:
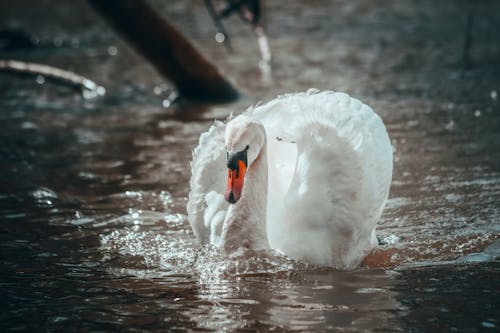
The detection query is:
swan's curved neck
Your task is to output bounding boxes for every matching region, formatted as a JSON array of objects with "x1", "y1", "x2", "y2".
[{"x1": 221, "y1": 143, "x2": 269, "y2": 254}]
